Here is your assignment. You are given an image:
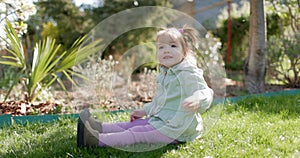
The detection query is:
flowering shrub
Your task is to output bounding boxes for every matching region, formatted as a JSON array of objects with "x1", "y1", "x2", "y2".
[
  {"x1": 0, "y1": 0, "x2": 36, "y2": 49},
  {"x1": 72, "y1": 55, "x2": 119, "y2": 108},
  {"x1": 196, "y1": 32, "x2": 225, "y2": 96}
]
